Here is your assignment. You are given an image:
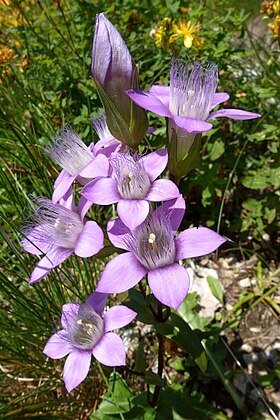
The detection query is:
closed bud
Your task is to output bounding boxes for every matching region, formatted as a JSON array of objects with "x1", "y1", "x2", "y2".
[{"x1": 92, "y1": 14, "x2": 148, "y2": 149}]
